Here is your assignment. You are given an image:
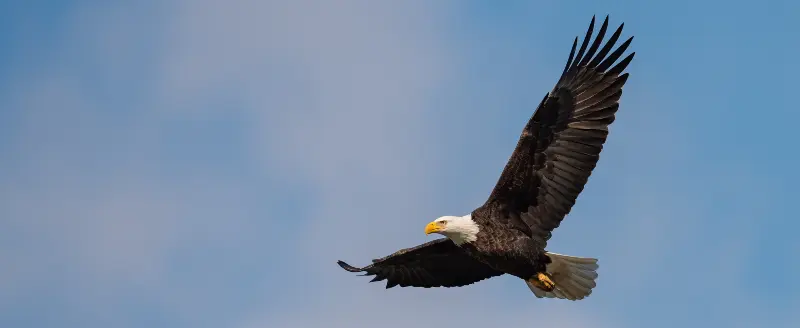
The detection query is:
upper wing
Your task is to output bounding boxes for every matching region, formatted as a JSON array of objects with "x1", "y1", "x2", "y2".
[
  {"x1": 337, "y1": 238, "x2": 503, "y2": 288},
  {"x1": 483, "y1": 16, "x2": 635, "y2": 246}
]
